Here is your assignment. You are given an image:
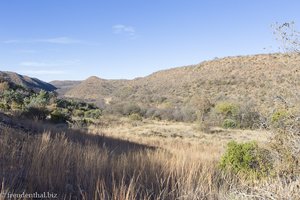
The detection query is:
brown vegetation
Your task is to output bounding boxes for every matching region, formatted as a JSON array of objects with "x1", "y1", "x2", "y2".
[
  {"x1": 0, "y1": 115, "x2": 232, "y2": 200},
  {"x1": 55, "y1": 53, "x2": 300, "y2": 117},
  {"x1": 0, "y1": 112, "x2": 299, "y2": 199}
]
